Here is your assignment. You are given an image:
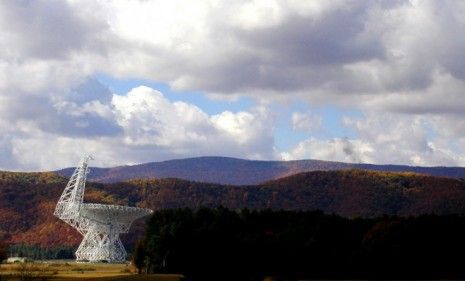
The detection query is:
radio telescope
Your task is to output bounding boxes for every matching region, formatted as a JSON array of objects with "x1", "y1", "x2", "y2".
[{"x1": 54, "y1": 156, "x2": 152, "y2": 262}]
